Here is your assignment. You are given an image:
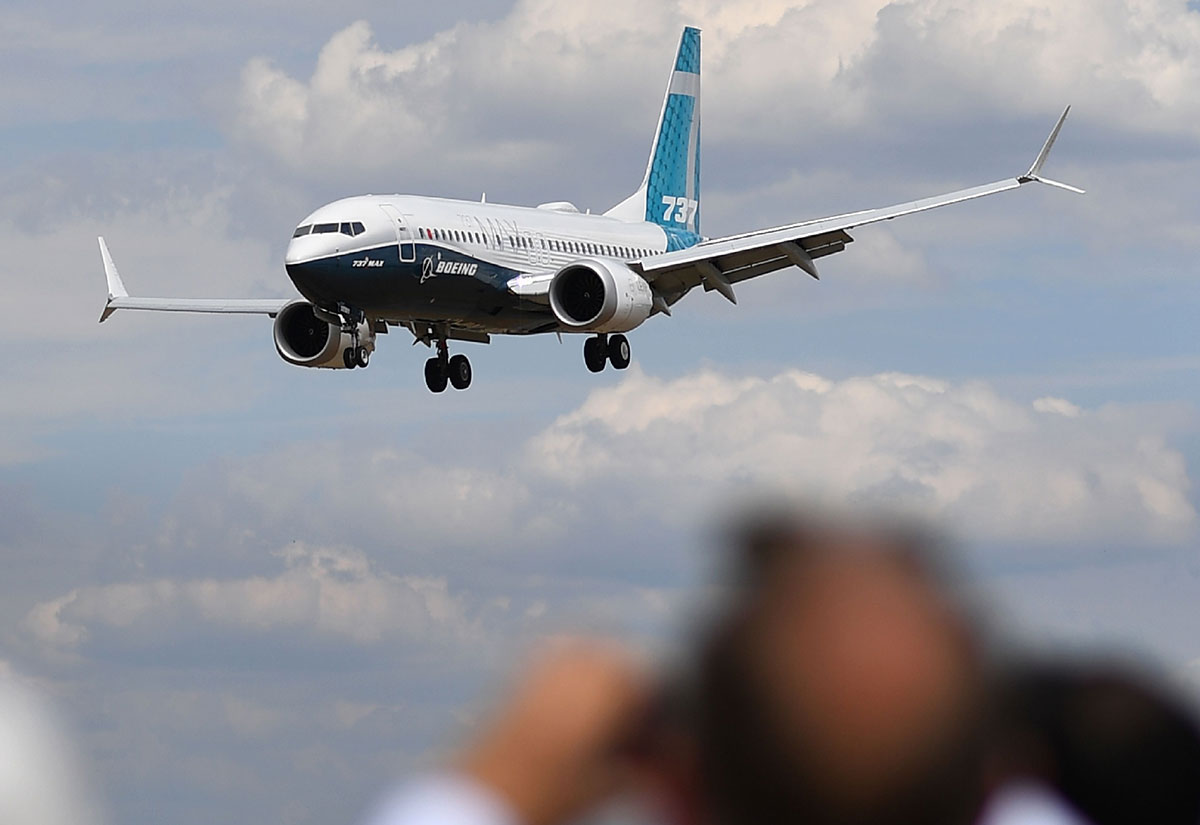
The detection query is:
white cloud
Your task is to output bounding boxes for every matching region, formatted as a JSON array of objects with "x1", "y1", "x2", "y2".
[
  {"x1": 144, "y1": 366, "x2": 1199, "y2": 562},
  {"x1": 232, "y1": 0, "x2": 1200, "y2": 186},
  {"x1": 27, "y1": 364, "x2": 1191, "y2": 661},
  {"x1": 1033, "y1": 396, "x2": 1083, "y2": 417},
  {"x1": 26, "y1": 544, "x2": 480, "y2": 651},
  {"x1": 525, "y1": 367, "x2": 1195, "y2": 543}
]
